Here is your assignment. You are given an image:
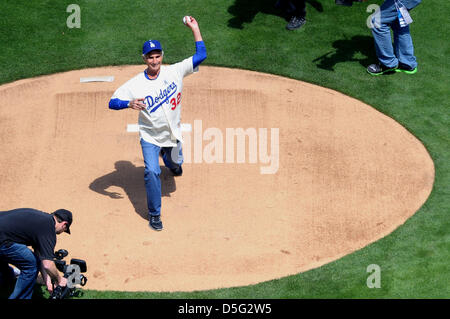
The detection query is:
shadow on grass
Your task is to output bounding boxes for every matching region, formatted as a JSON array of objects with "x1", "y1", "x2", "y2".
[
  {"x1": 228, "y1": 0, "x2": 324, "y2": 29},
  {"x1": 312, "y1": 35, "x2": 378, "y2": 71}
]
